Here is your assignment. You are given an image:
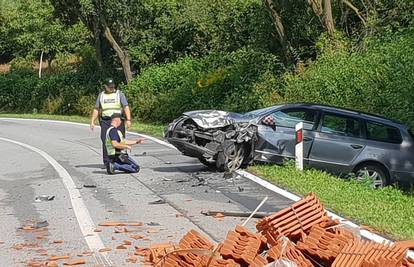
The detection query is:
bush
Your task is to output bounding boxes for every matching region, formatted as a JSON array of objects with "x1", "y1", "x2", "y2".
[
  {"x1": 283, "y1": 29, "x2": 414, "y2": 128},
  {"x1": 0, "y1": 70, "x2": 101, "y2": 115},
  {"x1": 124, "y1": 48, "x2": 284, "y2": 122},
  {"x1": 0, "y1": 45, "x2": 120, "y2": 116}
]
